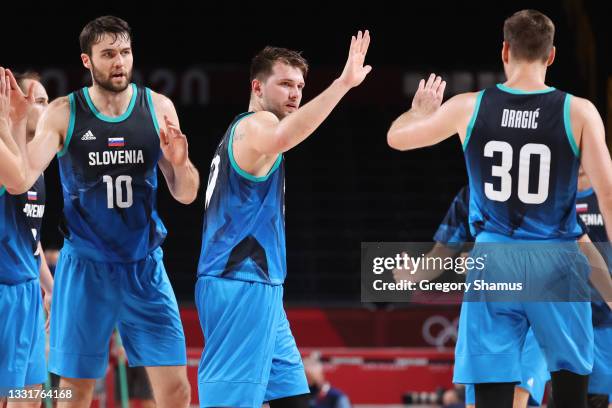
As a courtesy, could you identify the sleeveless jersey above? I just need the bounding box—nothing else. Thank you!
[57,84,166,262]
[198,112,286,284]
[464,84,582,240]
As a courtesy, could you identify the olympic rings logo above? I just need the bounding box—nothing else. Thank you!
[422,315,458,347]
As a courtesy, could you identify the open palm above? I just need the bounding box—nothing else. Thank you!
[338,30,372,88]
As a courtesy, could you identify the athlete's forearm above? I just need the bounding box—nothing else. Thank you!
[0,118,20,154]
[579,235,612,304]
[38,243,54,295]
[168,159,200,204]
[599,195,612,242]
[0,119,28,190]
[274,79,351,152]
[387,110,438,150]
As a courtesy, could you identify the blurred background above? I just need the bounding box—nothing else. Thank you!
[3,1,610,406]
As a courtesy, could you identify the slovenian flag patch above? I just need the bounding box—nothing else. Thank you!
[27,191,37,201]
[108,137,125,147]
[576,203,588,213]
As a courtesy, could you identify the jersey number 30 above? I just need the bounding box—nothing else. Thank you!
[484,141,551,204]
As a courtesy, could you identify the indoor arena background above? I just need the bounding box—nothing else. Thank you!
[3,1,610,406]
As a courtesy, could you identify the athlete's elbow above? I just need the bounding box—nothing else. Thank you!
[387,129,409,151]
[175,188,198,205]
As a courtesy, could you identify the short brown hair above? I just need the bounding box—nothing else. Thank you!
[80,16,131,56]
[14,71,41,93]
[503,9,555,62]
[250,46,309,81]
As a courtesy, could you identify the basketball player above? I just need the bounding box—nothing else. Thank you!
[197,32,371,407]
[387,9,612,408]
[0,67,48,408]
[12,16,199,408]
[14,71,54,333]
[393,185,550,408]
[575,168,612,408]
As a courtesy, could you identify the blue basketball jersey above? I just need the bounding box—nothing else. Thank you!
[433,185,473,247]
[198,112,286,285]
[16,175,45,251]
[57,84,167,262]
[0,186,38,284]
[576,188,612,327]
[464,84,582,240]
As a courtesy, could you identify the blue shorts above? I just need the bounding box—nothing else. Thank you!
[464,329,550,406]
[589,326,612,394]
[48,243,186,379]
[454,239,593,384]
[196,276,308,407]
[0,279,46,393]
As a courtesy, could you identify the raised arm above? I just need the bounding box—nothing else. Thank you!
[0,67,33,190]
[387,74,477,150]
[150,90,199,205]
[236,31,372,162]
[10,96,69,194]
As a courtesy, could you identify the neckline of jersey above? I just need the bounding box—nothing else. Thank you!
[83,83,138,123]
[496,83,556,95]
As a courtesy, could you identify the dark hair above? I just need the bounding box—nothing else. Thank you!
[14,71,41,93]
[503,9,555,62]
[250,46,309,81]
[79,15,131,55]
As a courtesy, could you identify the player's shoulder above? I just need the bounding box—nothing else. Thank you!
[570,95,597,112]
[245,110,279,124]
[568,95,601,123]
[236,110,279,131]
[147,88,175,113]
[446,91,481,110]
[49,95,71,112]
[44,96,71,124]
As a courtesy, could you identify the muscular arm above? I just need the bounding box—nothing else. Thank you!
[239,79,353,155]
[387,83,477,151]
[9,97,68,194]
[576,97,612,240]
[151,91,199,205]
[0,118,28,190]
[38,242,54,295]
[37,242,54,330]
[234,31,371,176]
[0,67,28,190]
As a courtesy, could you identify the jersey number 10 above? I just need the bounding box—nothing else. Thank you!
[103,175,134,209]
[484,141,551,204]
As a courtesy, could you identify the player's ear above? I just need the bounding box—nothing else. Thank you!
[81,53,91,70]
[501,41,510,64]
[251,78,263,98]
[545,46,556,67]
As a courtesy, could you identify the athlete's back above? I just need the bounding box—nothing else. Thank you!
[464,84,582,240]
[57,84,166,261]
[198,112,286,284]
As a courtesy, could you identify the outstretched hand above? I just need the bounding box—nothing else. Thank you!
[411,73,446,116]
[338,30,372,89]
[5,68,34,123]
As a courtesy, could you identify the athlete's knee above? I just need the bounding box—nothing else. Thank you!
[158,378,190,407]
[58,377,96,402]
